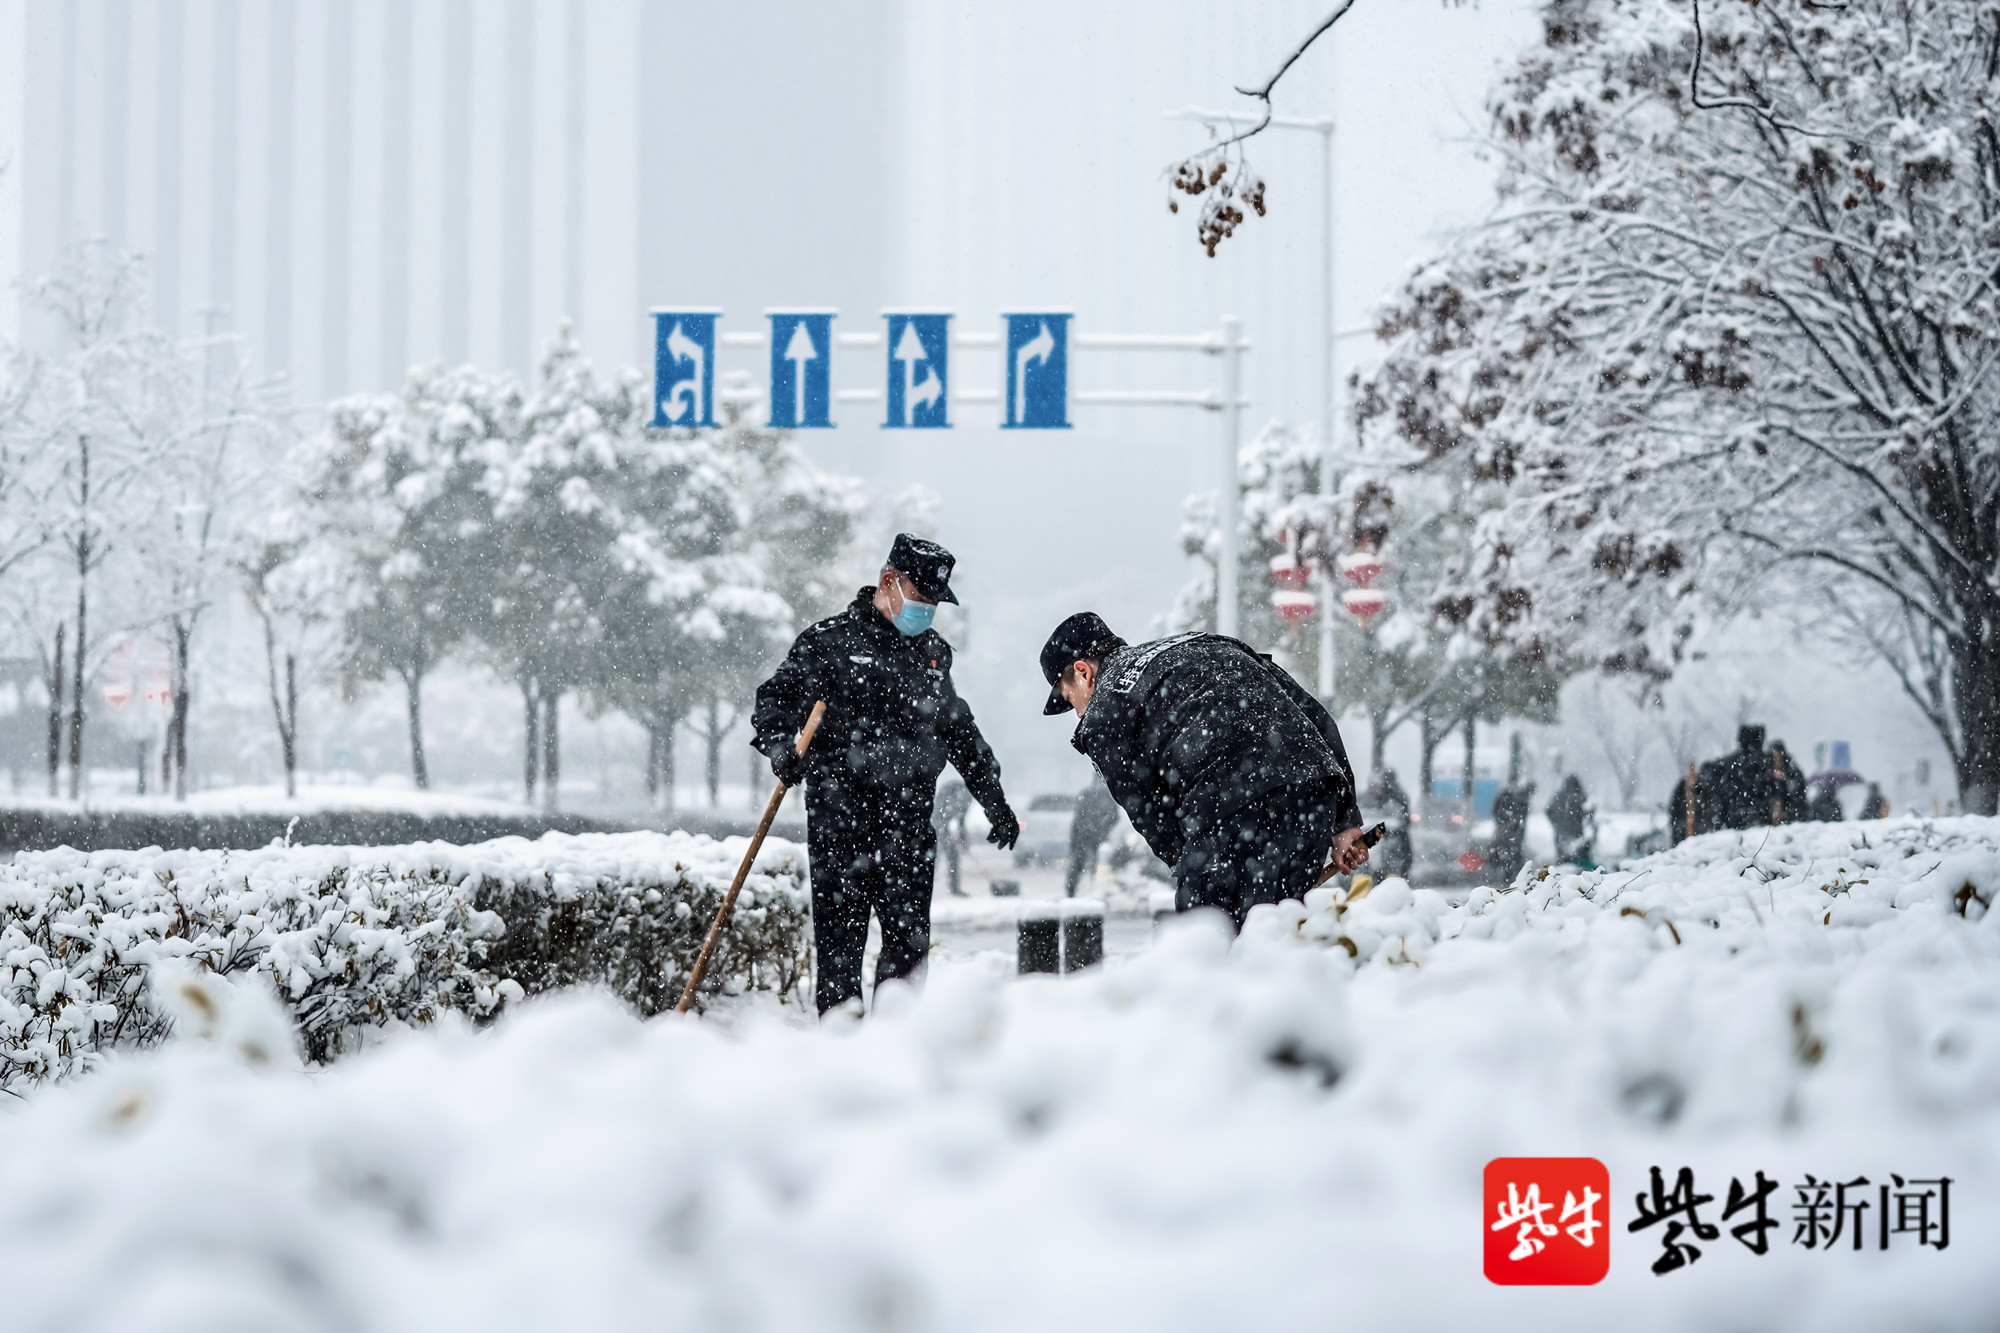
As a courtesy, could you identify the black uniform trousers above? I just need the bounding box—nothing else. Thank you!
[1174,778,1344,930]
[806,776,936,1015]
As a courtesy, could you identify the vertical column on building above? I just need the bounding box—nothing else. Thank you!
[264,0,295,391]
[56,3,79,254]
[441,0,471,366]
[101,0,130,243]
[636,3,671,332]
[321,0,352,398]
[502,0,532,381]
[153,0,185,337]
[205,0,239,388]
[379,0,412,389]
[563,0,586,332]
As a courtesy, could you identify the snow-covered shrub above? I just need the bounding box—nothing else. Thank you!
[470,834,810,1016]
[0,830,807,1090]
[1271,815,2000,980]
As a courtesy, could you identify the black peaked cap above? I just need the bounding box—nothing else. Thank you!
[1039,611,1116,716]
[889,533,958,605]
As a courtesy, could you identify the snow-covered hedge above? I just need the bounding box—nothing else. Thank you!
[1257,816,2000,1147]
[0,831,808,1088]
[1280,814,2000,978]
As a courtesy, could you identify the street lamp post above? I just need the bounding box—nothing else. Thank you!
[1166,108,1338,696]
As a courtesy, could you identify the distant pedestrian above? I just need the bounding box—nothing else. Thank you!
[1667,768,1702,845]
[1365,769,1414,878]
[1703,725,1777,830]
[1489,779,1535,885]
[1769,741,1809,824]
[1547,774,1592,863]
[1038,613,1367,930]
[1805,781,1843,824]
[1063,772,1121,897]
[933,777,972,896]
[1861,783,1890,819]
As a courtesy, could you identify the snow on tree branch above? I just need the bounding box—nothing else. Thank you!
[1165,1,1470,255]
[1359,0,2000,809]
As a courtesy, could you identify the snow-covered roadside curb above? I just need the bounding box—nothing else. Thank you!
[0,830,809,1089]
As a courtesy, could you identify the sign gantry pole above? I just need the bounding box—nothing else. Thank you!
[1317,118,1339,709]
[1217,315,1244,639]
[1164,107,1340,691]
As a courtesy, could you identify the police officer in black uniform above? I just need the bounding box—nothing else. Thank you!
[1037,612,1369,929]
[753,534,1019,1014]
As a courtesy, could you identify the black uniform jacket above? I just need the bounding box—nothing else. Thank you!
[753,588,1005,811]
[1070,632,1361,867]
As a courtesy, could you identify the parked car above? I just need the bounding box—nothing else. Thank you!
[1015,792,1077,867]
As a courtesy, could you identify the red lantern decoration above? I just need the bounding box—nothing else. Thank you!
[1338,551,1384,585]
[1271,588,1317,624]
[1269,554,1311,588]
[1341,588,1387,619]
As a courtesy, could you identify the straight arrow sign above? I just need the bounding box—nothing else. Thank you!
[766,311,834,429]
[786,321,817,424]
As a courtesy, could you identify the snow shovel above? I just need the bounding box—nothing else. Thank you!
[674,699,826,1014]
[1313,822,1387,889]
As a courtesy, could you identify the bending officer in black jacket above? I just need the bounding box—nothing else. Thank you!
[1037,612,1369,929]
[753,534,1019,1015]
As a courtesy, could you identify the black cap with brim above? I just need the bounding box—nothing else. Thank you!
[889,532,959,604]
[1040,611,1115,715]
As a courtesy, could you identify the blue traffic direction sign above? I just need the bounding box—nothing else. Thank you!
[767,311,834,429]
[1004,312,1070,429]
[884,312,950,429]
[650,310,717,429]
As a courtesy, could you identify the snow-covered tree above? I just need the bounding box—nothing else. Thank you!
[132,338,274,800]
[592,401,861,816]
[236,509,347,800]
[8,242,265,799]
[1315,471,1566,784]
[1362,0,2000,811]
[477,326,642,809]
[302,366,511,790]
[1169,423,1564,782]
[295,328,864,812]
[1168,423,1329,656]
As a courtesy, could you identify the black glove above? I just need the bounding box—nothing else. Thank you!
[771,747,808,789]
[985,802,1020,851]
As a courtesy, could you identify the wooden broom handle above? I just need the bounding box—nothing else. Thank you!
[674,700,826,1013]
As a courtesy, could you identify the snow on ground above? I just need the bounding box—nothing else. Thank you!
[3,817,1999,1330]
